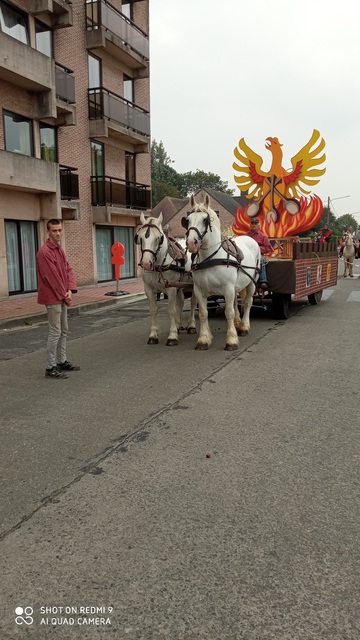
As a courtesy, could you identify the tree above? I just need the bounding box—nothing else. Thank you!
[179,170,234,197]
[151,139,234,206]
[336,214,358,232]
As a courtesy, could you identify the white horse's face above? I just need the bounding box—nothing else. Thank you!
[184,206,219,254]
[135,214,164,271]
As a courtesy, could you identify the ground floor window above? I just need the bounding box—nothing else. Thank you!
[5,220,38,294]
[96,225,135,282]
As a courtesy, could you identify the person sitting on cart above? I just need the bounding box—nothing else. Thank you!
[317,223,332,243]
[246,218,272,290]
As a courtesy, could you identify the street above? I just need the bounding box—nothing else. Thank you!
[1,270,360,639]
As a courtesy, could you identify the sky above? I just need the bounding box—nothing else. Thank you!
[149,0,360,222]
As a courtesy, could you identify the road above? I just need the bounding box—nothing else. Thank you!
[0,269,360,639]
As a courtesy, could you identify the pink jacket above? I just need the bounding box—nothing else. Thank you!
[36,240,77,305]
[246,229,272,255]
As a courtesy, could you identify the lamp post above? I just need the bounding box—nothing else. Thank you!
[326,195,351,225]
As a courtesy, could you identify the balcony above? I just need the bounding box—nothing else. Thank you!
[0,31,54,92]
[91,175,151,210]
[60,165,79,200]
[29,0,73,28]
[55,64,76,125]
[0,150,58,194]
[86,0,149,75]
[60,164,80,220]
[88,87,149,149]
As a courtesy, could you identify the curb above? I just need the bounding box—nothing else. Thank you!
[0,292,146,331]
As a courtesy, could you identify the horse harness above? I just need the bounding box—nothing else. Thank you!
[185,213,260,286]
[136,223,187,278]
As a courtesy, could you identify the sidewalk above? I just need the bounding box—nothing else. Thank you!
[0,278,145,328]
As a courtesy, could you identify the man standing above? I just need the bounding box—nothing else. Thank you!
[246,218,272,289]
[36,219,80,379]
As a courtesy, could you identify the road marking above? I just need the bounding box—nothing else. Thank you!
[322,289,335,300]
[346,291,360,302]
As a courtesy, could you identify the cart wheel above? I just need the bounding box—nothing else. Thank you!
[308,290,323,305]
[272,293,291,319]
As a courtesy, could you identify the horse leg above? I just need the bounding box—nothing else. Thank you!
[344,257,348,277]
[145,284,159,344]
[186,291,197,335]
[166,287,180,346]
[195,286,212,350]
[237,284,254,336]
[223,288,239,351]
[350,258,354,277]
[175,288,185,330]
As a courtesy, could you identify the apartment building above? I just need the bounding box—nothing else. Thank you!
[0,0,151,298]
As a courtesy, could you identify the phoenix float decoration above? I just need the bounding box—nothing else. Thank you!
[232,129,326,238]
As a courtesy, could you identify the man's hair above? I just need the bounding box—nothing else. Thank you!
[47,219,63,230]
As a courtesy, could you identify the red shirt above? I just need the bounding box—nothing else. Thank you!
[36,240,77,305]
[246,229,272,255]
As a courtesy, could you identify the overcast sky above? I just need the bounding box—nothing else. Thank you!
[149,0,360,222]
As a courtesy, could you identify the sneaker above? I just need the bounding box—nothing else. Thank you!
[45,367,68,379]
[57,360,80,371]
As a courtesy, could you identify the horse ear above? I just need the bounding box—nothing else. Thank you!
[140,212,146,225]
[190,195,195,209]
[158,212,163,226]
[181,217,189,230]
[204,194,210,209]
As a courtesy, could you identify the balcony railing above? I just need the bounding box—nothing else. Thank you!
[60,165,79,200]
[91,175,151,210]
[88,87,150,137]
[86,0,149,60]
[55,64,75,104]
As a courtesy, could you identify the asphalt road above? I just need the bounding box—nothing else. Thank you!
[1,271,360,639]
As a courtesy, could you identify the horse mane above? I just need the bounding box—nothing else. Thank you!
[190,196,220,229]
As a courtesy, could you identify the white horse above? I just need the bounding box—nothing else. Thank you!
[343,233,355,277]
[136,212,197,345]
[183,195,261,351]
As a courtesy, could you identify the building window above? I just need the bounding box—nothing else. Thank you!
[40,124,57,162]
[0,1,29,44]
[125,152,135,183]
[3,111,33,156]
[121,1,133,20]
[123,75,134,103]
[35,20,53,57]
[96,226,135,281]
[5,220,38,294]
[88,53,101,88]
[91,140,104,204]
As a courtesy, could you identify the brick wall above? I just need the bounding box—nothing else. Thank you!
[294,256,338,300]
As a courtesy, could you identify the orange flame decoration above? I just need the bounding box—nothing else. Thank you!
[232,195,323,238]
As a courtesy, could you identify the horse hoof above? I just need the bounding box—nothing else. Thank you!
[166,339,178,346]
[195,343,209,351]
[225,343,238,351]
[237,329,248,336]
[147,337,159,345]
[187,327,197,335]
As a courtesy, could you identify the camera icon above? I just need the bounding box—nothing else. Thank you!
[15,606,34,625]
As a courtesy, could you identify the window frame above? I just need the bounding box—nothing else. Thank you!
[3,110,34,157]
[39,122,58,162]
[0,0,29,44]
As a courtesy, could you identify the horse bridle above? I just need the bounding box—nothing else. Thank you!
[182,211,213,246]
[135,223,164,264]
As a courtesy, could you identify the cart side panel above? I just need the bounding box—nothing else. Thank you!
[293,255,338,300]
[267,259,296,294]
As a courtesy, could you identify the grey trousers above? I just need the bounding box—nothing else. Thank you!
[46,303,68,369]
